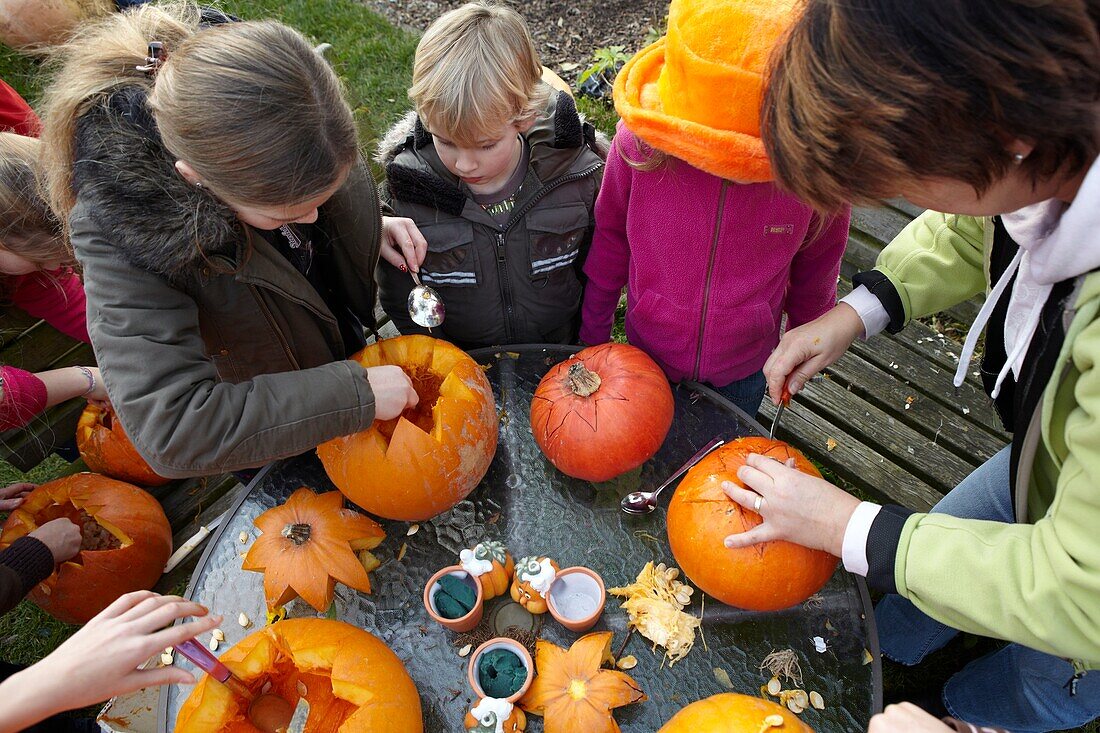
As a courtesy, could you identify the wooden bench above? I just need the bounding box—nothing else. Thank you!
[758,202,1010,511]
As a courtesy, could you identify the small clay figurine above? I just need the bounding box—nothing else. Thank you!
[465,697,527,732]
[510,556,559,614]
[460,540,515,600]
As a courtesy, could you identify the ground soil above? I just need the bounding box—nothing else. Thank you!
[362,0,667,76]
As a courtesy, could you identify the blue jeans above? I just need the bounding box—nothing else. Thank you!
[712,370,767,419]
[876,447,1100,731]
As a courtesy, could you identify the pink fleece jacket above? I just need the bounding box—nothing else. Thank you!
[580,126,850,385]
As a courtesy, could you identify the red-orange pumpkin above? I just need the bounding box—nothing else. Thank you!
[658,693,815,732]
[317,336,498,521]
[77,403,169,487]
[530,343,673,482]
[176,618,423,732]
[0,473,171,623]
[666,438,838,611]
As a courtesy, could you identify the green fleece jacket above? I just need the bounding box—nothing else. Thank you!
[870,211,1100,668]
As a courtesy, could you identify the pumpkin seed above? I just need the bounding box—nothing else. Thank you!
[397,543,408,562]
[616,655,638,670]
[789,690,808,708]
[786,698,805,714]
[809,691,825,709]
[812,636,827,653]
[764,715,784,726]
[713,667,735,689]
[862,648,873,665]
[212,629,224,642]
[164,647,172,654]
[238,612,252,628]
[767,676,782,696]
[261,681,273,695]
[297,680,307,697]
[826,438,838,452]
[160,652,174,666]
[208,638,219,652]
[458,644,472,657]
[238,531,248,544]
[407,524,419,536]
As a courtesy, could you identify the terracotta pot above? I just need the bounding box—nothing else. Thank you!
[424,565,484,633]
[547,566,606,633]
[467,637,534,704]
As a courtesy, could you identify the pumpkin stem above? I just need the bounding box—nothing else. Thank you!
[281,523,312,545]
[566,362,602,397]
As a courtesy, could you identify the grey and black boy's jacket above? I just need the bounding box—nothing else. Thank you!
[375,91,607,349]
[69,86,381,478]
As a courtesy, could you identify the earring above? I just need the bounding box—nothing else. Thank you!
[1012,153,1025,164]
[194,181,204,189]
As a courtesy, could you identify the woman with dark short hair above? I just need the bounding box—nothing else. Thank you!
[730,1,1100,730]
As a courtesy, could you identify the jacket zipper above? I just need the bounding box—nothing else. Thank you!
[693,180,729,381]
[491,161,604,342]
[248,284,301,370]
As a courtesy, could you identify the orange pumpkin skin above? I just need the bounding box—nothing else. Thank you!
[464,699,527,732]
[509,556,559,615]
[658,693,815,732]
[176,618,423,733]
[666,438,838,611]
[77,403,169,487]
[0,473,171,624]
[318,336,498,521]
[531,343,673,482]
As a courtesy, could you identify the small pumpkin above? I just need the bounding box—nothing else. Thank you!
[518,631,646,733]
[176,618,423,732]
[465,697,527,732]
[460,540,514,600]
[242,487,385,612]
[0,473,171,624]
[666,437,838,611]
[76,403,169,487]
[531,343,674,482]
[509,556,559,615]
[318,335,498,521]
[658,693,815,732]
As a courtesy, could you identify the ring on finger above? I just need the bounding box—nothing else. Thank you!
[753,495,763,513]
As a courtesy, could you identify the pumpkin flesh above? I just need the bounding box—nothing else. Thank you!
[176,618,423,733]
[77,403,169,487]
[666,438,838,611]
[0,473,171,624]
[318,336,498,521]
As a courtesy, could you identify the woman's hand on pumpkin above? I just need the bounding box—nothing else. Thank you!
[380,216,428,272]
[0,592,221,730]
[868,703,954,733]
[720,453,860,557]
[0,482,35,511]
[366,365,419,421]
[763,303,863,404]
[29,518,82,564]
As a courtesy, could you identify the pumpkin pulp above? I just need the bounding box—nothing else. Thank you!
[26,501,129,560]
[375,365,443,442]
[247,661,355,733]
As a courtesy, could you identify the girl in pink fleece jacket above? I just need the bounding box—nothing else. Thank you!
[580,0,850,417]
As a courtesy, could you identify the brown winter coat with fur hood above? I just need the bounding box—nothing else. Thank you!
[68,87,381,478]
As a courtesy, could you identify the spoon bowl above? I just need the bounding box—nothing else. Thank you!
[407,271,445,329]
[619,437,725,515]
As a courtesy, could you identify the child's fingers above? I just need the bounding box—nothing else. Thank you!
[96,590,162,621]
[129,600,211,635]
[0,497,24,511]
[147,614,222,651]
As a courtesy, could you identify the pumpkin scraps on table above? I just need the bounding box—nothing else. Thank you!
[518,631,646,733]
[609,561,701,666]
[0,473,172,624]
[242,487,385,612]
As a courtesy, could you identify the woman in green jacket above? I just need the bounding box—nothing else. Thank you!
[737,1,1100,730]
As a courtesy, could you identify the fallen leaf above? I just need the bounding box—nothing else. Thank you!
[826,438,838,452]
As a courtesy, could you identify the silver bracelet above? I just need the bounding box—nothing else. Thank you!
[76,366,96,396]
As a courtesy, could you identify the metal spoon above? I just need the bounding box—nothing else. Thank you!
[621,437,726,515]
[407,270,445,329]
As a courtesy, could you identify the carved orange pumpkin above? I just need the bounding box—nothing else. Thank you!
[461,540,514,600]
[666,438,838,611]
[509,556,559,615]
[318,335,498,521]
[76,403,169,487]
[531,343,674,482]
[176,618,423,732]
[0,473,171,624]
[465,697,527,732]
[242,488,385,612]
[658,693,815,732]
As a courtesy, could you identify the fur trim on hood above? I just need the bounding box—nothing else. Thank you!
[72,85,241,279]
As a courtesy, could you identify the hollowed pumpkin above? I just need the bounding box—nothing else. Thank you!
[318,336,498,521]
[531,343,673,482]
[658,693,815,732]
[666,438,838,611]
[77,403,169,487]
[0,473,171,624]
[242,488,385,612]
[176,618,423,733]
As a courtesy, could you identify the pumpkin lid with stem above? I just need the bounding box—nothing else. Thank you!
[242,487,385,612]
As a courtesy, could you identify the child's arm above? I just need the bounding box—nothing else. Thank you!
[579,133,633,345]
[8,269,89,343]
[784,206,852,329]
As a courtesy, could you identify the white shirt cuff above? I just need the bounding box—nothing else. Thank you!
[840,285,891,339]
[841,501,883,577]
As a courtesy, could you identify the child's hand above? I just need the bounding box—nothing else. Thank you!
[380,216,428,272]
[29,518,82,564]
[365,365,420,421]
[869,703,955,733]
[0,482,35,512]
[763,303,863,403]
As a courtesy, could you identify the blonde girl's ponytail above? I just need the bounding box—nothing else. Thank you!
[40,2,358,221]
[0,133,70,271]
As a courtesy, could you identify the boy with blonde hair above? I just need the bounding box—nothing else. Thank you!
[376,2,606,348]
